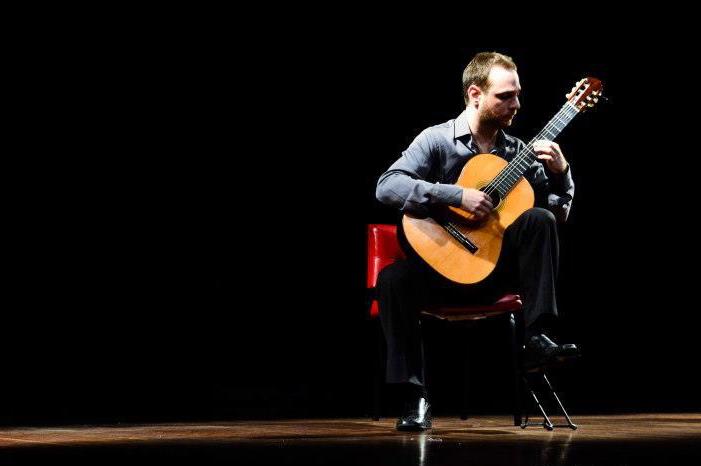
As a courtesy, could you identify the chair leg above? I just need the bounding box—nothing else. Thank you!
[460,333,471,420]
[372,319,384,421]
[508,313,523,427]
[459,316,521,423]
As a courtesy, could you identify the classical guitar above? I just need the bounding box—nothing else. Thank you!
[402,77,603,284]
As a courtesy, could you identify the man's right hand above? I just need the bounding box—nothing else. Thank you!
[460,188,494,219]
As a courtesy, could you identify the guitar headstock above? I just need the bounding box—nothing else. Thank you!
[566,77,603,112]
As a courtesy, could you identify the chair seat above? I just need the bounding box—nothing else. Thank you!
[366,224,522,321]
[370,294,521,320]
[421,294,522,321]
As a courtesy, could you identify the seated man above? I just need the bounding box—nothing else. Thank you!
[375,51,580,431]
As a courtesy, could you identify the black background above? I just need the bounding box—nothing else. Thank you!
[4,17,699,425]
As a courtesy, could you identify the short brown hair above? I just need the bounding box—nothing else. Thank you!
[462,52,517,105]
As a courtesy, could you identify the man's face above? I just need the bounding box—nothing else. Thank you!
[478,66,521,128]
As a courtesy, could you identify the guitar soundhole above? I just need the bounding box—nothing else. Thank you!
[480,187,502,209]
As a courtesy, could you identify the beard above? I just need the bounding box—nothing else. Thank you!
[479,106,515,129]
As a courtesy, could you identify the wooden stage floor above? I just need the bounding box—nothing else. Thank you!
[1,413,700,464]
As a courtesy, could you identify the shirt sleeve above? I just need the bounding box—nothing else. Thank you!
[376,129,462,218]
[528,159,575,223]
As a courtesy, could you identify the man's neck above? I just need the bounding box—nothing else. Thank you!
[466,106,499,153]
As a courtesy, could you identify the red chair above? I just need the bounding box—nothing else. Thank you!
[367,224,523,425]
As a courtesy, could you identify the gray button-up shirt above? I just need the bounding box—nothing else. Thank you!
[376,110,575,222]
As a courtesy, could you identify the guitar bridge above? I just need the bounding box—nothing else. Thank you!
[441,222,478,254]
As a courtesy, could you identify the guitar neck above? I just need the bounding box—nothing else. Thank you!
[492,102,579,195]
[523,101,579,162]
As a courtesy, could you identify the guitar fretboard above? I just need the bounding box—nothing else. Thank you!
[489,102,579,196]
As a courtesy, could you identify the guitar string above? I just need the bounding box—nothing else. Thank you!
[482,102,576,199]
[482,105,572,196]
[483,82,596,197]
[445,102,574,231]
[494,104,574,194]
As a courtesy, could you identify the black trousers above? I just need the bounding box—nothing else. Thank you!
[377,207,560,386]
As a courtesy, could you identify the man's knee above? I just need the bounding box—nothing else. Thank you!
[522,207,556,226]
[377,259,414,287]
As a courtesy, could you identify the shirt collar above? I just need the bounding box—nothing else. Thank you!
[454,109,508,150]
[454,109,471,139]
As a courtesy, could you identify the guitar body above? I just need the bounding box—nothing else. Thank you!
[402,153,535,284]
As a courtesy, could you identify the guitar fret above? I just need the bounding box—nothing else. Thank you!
[494,102,579,193]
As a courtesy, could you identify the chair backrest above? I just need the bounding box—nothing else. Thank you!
[367,224,406,317]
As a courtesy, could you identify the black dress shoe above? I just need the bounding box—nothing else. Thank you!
[396,397,432,431]
[523,334,580,370]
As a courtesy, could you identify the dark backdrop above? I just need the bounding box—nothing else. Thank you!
[4,22,699,425]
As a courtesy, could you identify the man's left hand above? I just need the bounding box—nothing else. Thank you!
[532,140,568,174]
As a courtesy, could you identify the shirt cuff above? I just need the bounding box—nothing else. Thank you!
[431,183,463,207]
[550,164,574,192]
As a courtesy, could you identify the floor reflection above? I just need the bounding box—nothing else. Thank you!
[2,437,700,465]
[2,417,700,465]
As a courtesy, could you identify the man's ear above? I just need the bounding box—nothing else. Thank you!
[467,84,482,107]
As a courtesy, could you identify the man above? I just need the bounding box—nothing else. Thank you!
[375,52,579,431]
